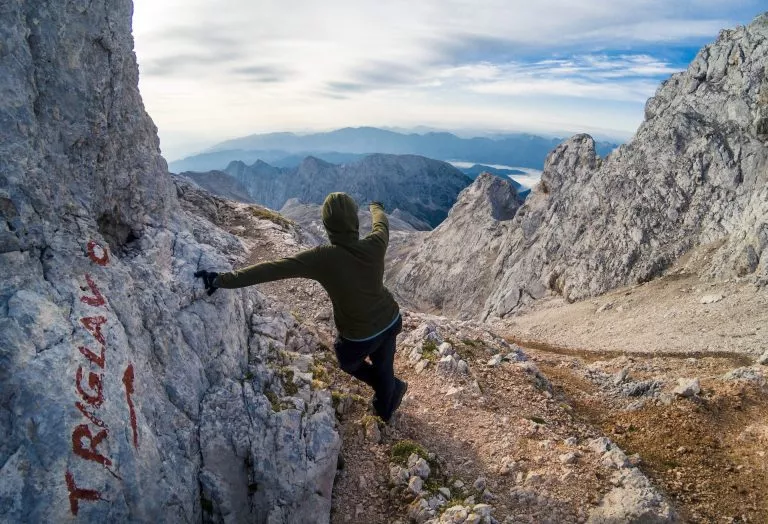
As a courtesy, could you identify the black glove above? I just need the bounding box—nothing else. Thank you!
[370,201,385,210]
[194,270,220,296]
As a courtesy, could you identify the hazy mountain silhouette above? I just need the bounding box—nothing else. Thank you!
[169,127,619,173]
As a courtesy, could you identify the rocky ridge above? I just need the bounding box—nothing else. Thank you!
[219,154,472,227]
[0,3,338,522]
[389,173,524,316]
[391,13,768,319]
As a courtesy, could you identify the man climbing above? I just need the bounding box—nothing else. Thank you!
[195,193,407,422]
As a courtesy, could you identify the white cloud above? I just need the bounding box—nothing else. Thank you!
[131,0,762,159]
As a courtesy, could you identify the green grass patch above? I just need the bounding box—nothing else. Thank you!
[391,440,430,466]
[311,363,328,382]
[279,367,299,396]
[528,416,547,425]
[361,414,384,427]
[421,340,439,362]
[311,379,327,390]
[249,206,293,229]
[331,391,344,409]
[424,477,442,494]
[265,390,281,412]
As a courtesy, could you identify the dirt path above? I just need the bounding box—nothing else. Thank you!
[521,340,768,523]
[327,314,616,523]
[211,206,767,523]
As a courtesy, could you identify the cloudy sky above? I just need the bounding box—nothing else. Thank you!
[132,1,763,160]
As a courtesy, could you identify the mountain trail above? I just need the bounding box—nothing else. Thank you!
[191,180,766,523]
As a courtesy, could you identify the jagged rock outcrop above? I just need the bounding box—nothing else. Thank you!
[220,154,472,227]
[392,13,768,319]
[0,2,338,522]
[390,173,524,316]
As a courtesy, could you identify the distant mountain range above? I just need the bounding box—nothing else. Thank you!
[168,127,620,173]
[180,154,475,227]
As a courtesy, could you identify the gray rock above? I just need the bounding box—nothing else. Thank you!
[699,294,724,304]
[473,503,493,517]
[589,437,614,454]
[445,386,463,398]
[443,506,469,523]
[457,360,470,374]
[365,417,382,443]
[601,448,630,469]
[438,342,455,356]
[415,359,430,374]
[621,379,661,397]
[408,498,433,523]
[437,355,459,374]
[409,454,431,479]
[408,475,424,495]
[389,173,525,315]
[0,3,340,522]
[487,354,503,367]
[613,368,630,385]
[722,367,766,386]
[758,351,768,365]
[439,487,451,499]
[465,513,482,524]
[473,476,487,491]
[390,465,411,485]
[559,452,578,465]
[391,14,768,319]
[673,378,701,397]
[588,469,678,523]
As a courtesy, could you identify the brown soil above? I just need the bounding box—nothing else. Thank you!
[527,343,768,524]
[212,200,768,523]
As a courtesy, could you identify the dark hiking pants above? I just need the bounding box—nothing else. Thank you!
[334,315,403,417]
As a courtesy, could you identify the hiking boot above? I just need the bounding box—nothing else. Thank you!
[382,379,407,423]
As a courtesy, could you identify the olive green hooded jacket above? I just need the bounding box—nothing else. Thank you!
[215,193,400,340]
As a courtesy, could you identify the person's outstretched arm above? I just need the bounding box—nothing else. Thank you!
[365,201,389,248]
[215,248,320,289]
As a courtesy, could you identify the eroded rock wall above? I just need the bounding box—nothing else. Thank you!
[0,1,338,522]
[391,13,768,319]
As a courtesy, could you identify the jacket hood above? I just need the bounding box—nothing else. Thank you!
[322,192,359,245]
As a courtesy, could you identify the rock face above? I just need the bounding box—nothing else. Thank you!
[0,2,338,522]
[222,154,472,227]
[389,173,525,316]
[392,14,768,319]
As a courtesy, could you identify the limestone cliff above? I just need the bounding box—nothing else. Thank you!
[392,13,768,319]
[0,2,338,522]
[389,173,524,317]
